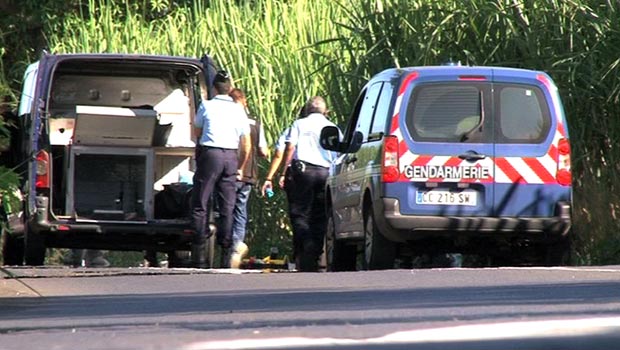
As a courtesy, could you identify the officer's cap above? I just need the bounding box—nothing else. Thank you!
[214,70,230,83]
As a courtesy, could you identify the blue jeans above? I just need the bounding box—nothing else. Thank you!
[232,181,253,246]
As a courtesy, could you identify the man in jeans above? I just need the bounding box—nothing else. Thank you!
[229,88,268,268]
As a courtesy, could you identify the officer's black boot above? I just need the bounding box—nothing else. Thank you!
[298,240,319,272]
[191,242,208,268]
[220,246,232,268]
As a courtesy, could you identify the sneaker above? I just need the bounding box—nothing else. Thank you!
[230,242,249,269]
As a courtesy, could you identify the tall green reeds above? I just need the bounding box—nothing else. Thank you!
[46,0,352,256]
[41,0,620,263]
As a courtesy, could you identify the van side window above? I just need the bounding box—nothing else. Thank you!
[354,82,383,142]
[497,85,550,143]
[406,84,487,143]
[342,88,367,143]
[370,82,394,137]
[19,66,38,117]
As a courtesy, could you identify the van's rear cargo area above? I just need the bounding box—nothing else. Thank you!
[15,54,210,265]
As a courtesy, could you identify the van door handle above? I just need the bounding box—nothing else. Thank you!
[345,156,358,164]
[458,151,486,161]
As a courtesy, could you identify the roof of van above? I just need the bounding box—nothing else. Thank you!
[33,52,202,67]
[372,65,549,81]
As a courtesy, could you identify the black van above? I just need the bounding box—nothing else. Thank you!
[4,53,216,266]
[320,65,573,270]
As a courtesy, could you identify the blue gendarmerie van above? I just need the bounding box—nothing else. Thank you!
[320,65,572,270]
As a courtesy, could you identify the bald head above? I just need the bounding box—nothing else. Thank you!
[305,96,327,115]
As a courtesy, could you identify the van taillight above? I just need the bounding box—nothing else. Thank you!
[35,150,50,189]
[382,136,400,183]
[556,138,571,186]
[458,75,487,81]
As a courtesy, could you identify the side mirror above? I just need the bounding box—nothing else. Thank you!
[320,126,363,154]
[319,125,343,152]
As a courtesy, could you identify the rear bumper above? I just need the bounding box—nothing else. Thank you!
[377,198,571,243]
[30,220,196,252]
[30,196,196,252]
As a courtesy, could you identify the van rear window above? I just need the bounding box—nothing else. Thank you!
[405,82,550,144]
[406,84,488,143]
[496,85,550,143]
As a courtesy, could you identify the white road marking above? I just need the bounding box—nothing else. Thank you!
[183,316,620,349]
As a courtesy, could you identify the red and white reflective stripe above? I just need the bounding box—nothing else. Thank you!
[400,154,560,184]
[391,72,418,157]
[494,156,556,184]
[399,127,565,184]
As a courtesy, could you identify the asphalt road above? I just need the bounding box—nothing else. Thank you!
[1,265,620,350]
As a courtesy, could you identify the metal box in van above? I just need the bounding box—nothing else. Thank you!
[320,65,572,270]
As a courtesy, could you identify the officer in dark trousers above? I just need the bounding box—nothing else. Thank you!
[282,96,337,272]
[191,71,251,268]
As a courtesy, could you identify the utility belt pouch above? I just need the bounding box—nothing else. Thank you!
[292,159,306,173]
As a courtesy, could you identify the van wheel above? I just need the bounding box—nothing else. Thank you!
[24,222,46,266]
[2,230,24,265]
[325,214,356,271]
[363,209,396,270]
[167,251,191,268]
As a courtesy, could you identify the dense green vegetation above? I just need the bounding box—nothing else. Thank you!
[1,0,620,265]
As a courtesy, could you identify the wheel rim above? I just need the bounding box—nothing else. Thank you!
[364,213,373,269]
[325,216,335,270]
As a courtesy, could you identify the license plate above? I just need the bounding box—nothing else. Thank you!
[416,189,477,206]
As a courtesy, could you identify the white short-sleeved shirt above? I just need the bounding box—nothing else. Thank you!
[194,95,250,149]
[249,118,268,149]
[286,113,337,168]
[275,127,290,153]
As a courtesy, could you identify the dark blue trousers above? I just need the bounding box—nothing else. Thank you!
[191,146,238,249]
[285,162,329,264]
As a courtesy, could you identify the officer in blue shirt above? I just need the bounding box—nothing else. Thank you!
[261,126,291,196]
[261,105,305,196]
[282,96,337,272]
[191,71,251,268]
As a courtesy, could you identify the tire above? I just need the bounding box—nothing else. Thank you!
[167,250,191,268]
[1,198,25,266]
[24,221,46,266]
[325,214,356,272]
[2,230,24,266]
[363,208,396,270]
[544,237,571,266]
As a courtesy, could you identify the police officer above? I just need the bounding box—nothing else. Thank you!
[261,105,305,196]
[282,96,337,272]
[261,126,290,196]
[191,71,251,268]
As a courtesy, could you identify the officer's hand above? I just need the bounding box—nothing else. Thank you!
[278,175,285,189]
[236,169,244,181]
[261,181,272,197]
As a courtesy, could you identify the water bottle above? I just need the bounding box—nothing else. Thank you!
[265,187,274,199]
[269,247,279,259]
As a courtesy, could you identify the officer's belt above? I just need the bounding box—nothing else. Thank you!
[295,159,328,169]
[200,145,236,151]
